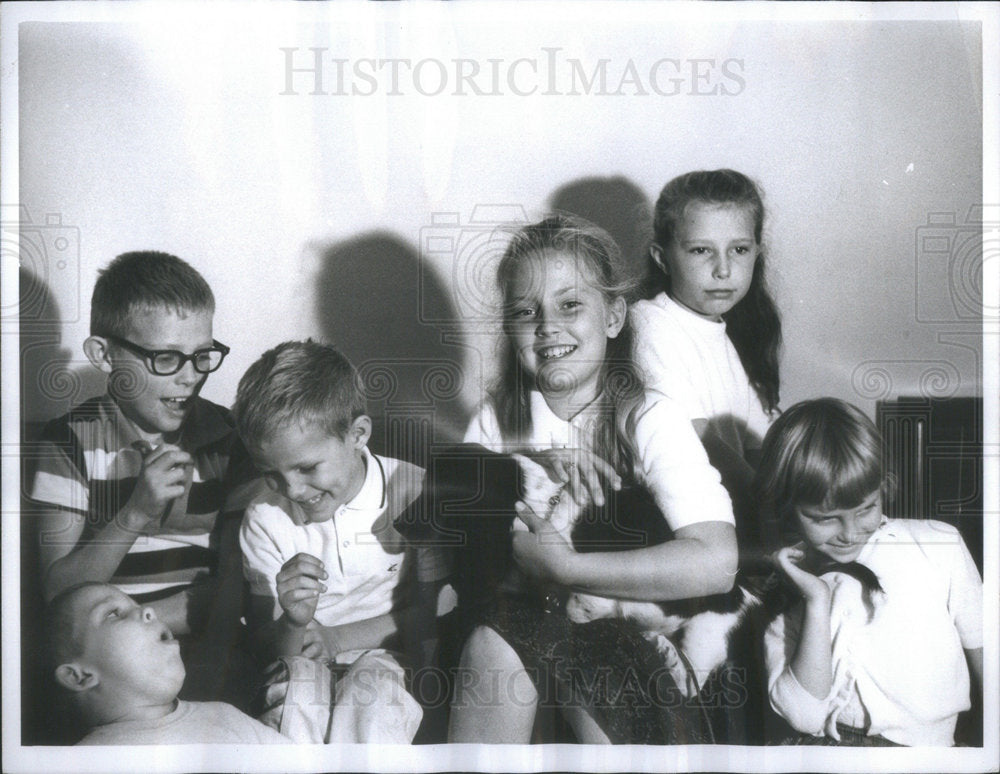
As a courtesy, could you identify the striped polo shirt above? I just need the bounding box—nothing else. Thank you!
[30,394,258,602]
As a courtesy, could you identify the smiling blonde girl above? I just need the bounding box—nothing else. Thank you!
[449,215,737,744]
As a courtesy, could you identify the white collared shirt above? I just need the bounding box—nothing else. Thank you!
[765,517,983,746]
[240,447,424,627]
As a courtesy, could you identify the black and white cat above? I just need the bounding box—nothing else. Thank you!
[517,455,762,698]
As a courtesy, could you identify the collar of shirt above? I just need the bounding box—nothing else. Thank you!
[339,446,387,514]
[528,390,600,451]
[655,291,728,339]
[855,514,892,564]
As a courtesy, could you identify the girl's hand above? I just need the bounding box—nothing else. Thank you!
[511,501,576,584]
[773,544,830,603]
[527,448,621,507]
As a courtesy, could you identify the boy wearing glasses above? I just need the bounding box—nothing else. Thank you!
[31,251,253,646]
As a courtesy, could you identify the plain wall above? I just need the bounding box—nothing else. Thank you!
[16,12,984,440]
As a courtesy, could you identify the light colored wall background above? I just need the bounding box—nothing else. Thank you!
[17,11,984,440]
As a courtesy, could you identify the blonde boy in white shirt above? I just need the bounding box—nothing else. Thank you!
[233,340,441,743]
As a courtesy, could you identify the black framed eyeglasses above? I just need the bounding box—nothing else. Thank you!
[106,334,230,376]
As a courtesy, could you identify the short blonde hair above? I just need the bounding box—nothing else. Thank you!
[233,340,367,449]
[756,398,883,539]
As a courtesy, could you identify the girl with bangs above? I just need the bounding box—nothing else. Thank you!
[756,398,982,747]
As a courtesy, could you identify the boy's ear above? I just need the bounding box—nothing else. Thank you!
[605,296,627,339]
[54,662,99,693]
[349,415,372,450]
[83,336,114,374]
[649,243,667,274]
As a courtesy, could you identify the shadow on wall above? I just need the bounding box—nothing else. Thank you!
[548,176,653,290]
[20,266,105,745]
[313,232,469,465]
[20,266,105,438]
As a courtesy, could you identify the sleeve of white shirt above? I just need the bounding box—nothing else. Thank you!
[630,303,707,423]
[939,522,984,650]
[239,501,287,621]
[764,606,831,736]
[632,395,734,531]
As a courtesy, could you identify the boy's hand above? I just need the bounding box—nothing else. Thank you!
[300,627,328,659]
[125,444,192,531]
[773,544,831,604]
[527,448,621,507]
[276,553,327,628]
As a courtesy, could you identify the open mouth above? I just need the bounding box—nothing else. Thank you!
[162,397,190,411]
[299,493,324,506]
[536,344,577,360]
[159,627,175,643]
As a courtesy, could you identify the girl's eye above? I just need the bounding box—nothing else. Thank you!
[561,300,581,311]
[733,246,750,255]
[298,465,317,474]
[107,609,120,619]
[513,307,535,318]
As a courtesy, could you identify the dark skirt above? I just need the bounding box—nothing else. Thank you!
[475,592,715,745]
[782,724,904,746]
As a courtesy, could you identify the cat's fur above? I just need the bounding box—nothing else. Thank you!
[518,455,762,697]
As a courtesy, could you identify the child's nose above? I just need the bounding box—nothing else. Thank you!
[174,359,200,385]
[838,518,859,543]
[286,476,308,500]
[713,255,732,279]
[534,311,558,336]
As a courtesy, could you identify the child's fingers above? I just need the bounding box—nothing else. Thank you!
[771,547,795,576]
[774,548,818,591]
[161,463,191,486]
[277,566,328,590]
[161,481,188,500]
[573,452,621,506]
[147,447,192,470]
[774,546,803,571]
[281,553,328,578]
[550,455,572,484]
[281,588,324,605]
[140,443,173,465]
[566,462,589,506]
[577,462,605,507]
[514,500,545,532]
[277,570,327,591]
[588,454,622,491]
